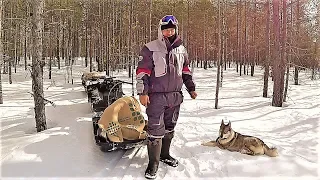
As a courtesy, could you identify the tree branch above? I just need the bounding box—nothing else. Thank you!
[28,92,56,107]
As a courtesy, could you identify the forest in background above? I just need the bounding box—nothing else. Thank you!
[1,0,319,71]
[0,0,319,132]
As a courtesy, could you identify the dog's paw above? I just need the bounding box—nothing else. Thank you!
[240,149,247,154]
[201,141,217,147]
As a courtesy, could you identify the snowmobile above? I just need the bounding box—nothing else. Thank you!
[86,76,124,112]
[82,72,146,152]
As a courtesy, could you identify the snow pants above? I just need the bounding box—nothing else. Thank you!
[146,92,183,138]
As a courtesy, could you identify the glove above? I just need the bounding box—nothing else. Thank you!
[139,95,150,107]
[189,91,197,99]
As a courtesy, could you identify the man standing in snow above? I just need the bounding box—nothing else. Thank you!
[136,15,197,179]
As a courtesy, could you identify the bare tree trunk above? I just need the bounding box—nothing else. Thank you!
[49,30,52,79]
[263,0,271,98]
[294,0,300,85]
[98,1,103,72]
[8,57,12,84]
[24,3,28,70]
[251,0,257,76]
[239,0,243,76]
[294,66,299,84]
[243,0,248,75]
[2,29,6,74]
[149,0,152,42]
[67,19,73,83]
[282,0,293,102]
[317,2,320,79]
[131,0,137,85]
[105,0,110,76]
[215,0,221,109]
[14,25,17,73]
[83,1,88,68]
[272,0,285,107]
[187,0,190,54]
[85,20,88,67]
[203,13,207,70]
[100,2,104,72]
[0,64,2,104]
[89,25,93,72]
[57,24,60,69]
[71,23,78,84]
[31,0,46,132]
[223,0,227,72]
[101,1,106,72]
[220,1,226,86]
[118,3,122,70]
[0,0,3,104]
[111,0,115,73]
[67,19,72,69]
[128,0,133,78]
[284,65,289,102]
[62,21,66,66]
[313,41,318,80]
[71,32,75,84]
[18,24,21,66]
[236,0,240,73]
[8,3,12,84]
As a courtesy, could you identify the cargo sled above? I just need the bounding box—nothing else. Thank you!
[82,72,146,152]
[92,112,146,152]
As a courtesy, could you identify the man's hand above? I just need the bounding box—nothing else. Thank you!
[139,95,150,107]
[190,91,197,99]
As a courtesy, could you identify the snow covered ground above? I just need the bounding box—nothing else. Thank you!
[0,61,319,180]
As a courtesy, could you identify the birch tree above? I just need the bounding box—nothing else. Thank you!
[31,0,47,132]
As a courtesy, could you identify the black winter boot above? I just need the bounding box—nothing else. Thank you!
[160,131,178,167]
[145,137,162,179]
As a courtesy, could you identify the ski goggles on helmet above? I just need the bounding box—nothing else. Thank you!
[160,15,178,25]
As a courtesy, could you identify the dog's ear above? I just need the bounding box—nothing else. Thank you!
[221,119,224,125]
[227,120,231,127]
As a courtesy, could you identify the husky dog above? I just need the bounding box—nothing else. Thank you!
[202,120,278,157]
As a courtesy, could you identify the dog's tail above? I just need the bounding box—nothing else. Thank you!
[263,144,278,157]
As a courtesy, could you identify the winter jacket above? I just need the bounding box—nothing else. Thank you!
[136,25,195,95]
